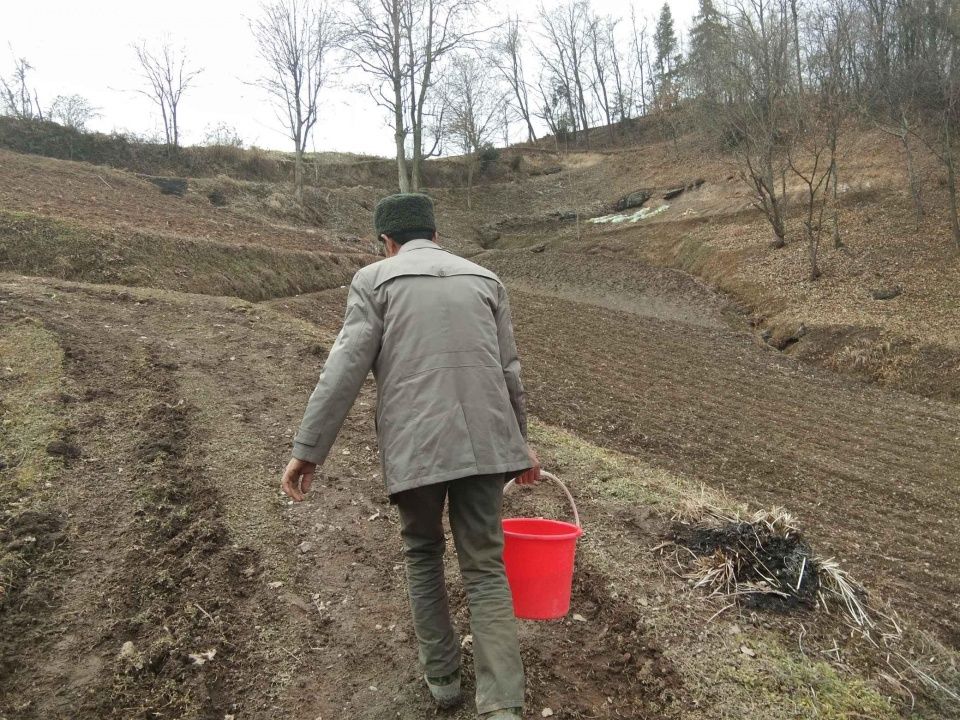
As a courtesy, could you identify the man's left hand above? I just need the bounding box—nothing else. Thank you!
[515,446,541,485]
[281,458,317,502]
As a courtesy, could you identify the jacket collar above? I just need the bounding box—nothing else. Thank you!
[398,238,444,254]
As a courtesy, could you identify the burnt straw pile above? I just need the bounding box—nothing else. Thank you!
[666,502,871,627]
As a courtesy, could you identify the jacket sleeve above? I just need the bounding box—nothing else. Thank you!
[292,272,382,464]
[494,283,529,441]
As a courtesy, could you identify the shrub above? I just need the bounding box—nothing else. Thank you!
[478,143,499,175]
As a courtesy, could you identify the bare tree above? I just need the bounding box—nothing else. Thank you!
[537,0,593,146]
[787,99,834,280]
[807,0,850,249]
[629,7,649,116]
[252,0,338,201]
[133,40,202,148]
[445,54,506,208]
[896,0,960,250]
[877,108,925,226]
[343,0,410,191]
[536,13,579,144]
[48,94,99,131]
[534,78,575,146]
[716,0,795,248]
[492,15,537,143]
[789,0,803,95]
[605,17,632,127]
[345,0,480,191]
[587,12,617,141]
[401,0,483,190]
[0,54,40,120]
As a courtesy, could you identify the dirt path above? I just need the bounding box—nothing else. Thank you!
[0,276,679,719]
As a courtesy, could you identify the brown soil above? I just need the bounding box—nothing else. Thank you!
[0,277,685,719]
[503,286,960,646]
[0,150,366,254]
[3,125,960,718]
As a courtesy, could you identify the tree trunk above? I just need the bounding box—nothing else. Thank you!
[770,226,786,248]
[770,194,786,248]
[395,124,409,192]
[161,104,171,146]
[828,126,842,249]
[767,158,787,247]
[466,157,475,210]
[900,127,923,227]
[294,148,305,203]
[525,115,537,143]
[831,159,842,248]
[411,135,422,191]
[790,0,803,95]
[807,221,821,280]
[638,45,647,116]
[392,67,409,192]
[391,0,409,193]
[945,123,960,251]
[409,121,422,191]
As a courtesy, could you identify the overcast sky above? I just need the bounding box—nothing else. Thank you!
[2,0,698,156]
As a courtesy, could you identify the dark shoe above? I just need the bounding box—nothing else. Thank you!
[425,669,462,708]
[480,709,523,719]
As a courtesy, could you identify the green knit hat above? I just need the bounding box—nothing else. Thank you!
[374,193,436,239]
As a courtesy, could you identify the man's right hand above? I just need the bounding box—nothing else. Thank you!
[515,446,541,485]
[281,457,317,502]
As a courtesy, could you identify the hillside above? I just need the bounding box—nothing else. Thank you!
[1,124,959,719]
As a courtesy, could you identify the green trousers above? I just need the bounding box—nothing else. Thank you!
[394,473,525,715]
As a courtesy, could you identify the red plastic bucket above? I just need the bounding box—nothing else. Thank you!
[502,472,583,620]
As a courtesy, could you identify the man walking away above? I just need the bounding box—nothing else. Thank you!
[281,193,539,719]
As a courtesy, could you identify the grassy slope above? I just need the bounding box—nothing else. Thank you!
[457,127,960,402]
[0,209,365,301]
[0,320,68,609]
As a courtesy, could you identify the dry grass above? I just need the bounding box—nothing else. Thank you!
[0,320,66,495]
[0,320,68,604]
[671,498,869,625]
[667,499,960,715]
[815,556,873,628]
[0,209,368,300]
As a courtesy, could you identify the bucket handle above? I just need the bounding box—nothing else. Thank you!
[504,471,581,529]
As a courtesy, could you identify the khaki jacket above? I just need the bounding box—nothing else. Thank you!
[292,239,531,495]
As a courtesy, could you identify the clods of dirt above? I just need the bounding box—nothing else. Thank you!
[871,285,903,300]
[764,322,808,351]
[45,439,81,459]
[2,510,65,553]
[207,189,229,207]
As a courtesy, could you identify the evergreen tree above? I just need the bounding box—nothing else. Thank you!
[687,0,727,102]
[653,2,677,79]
